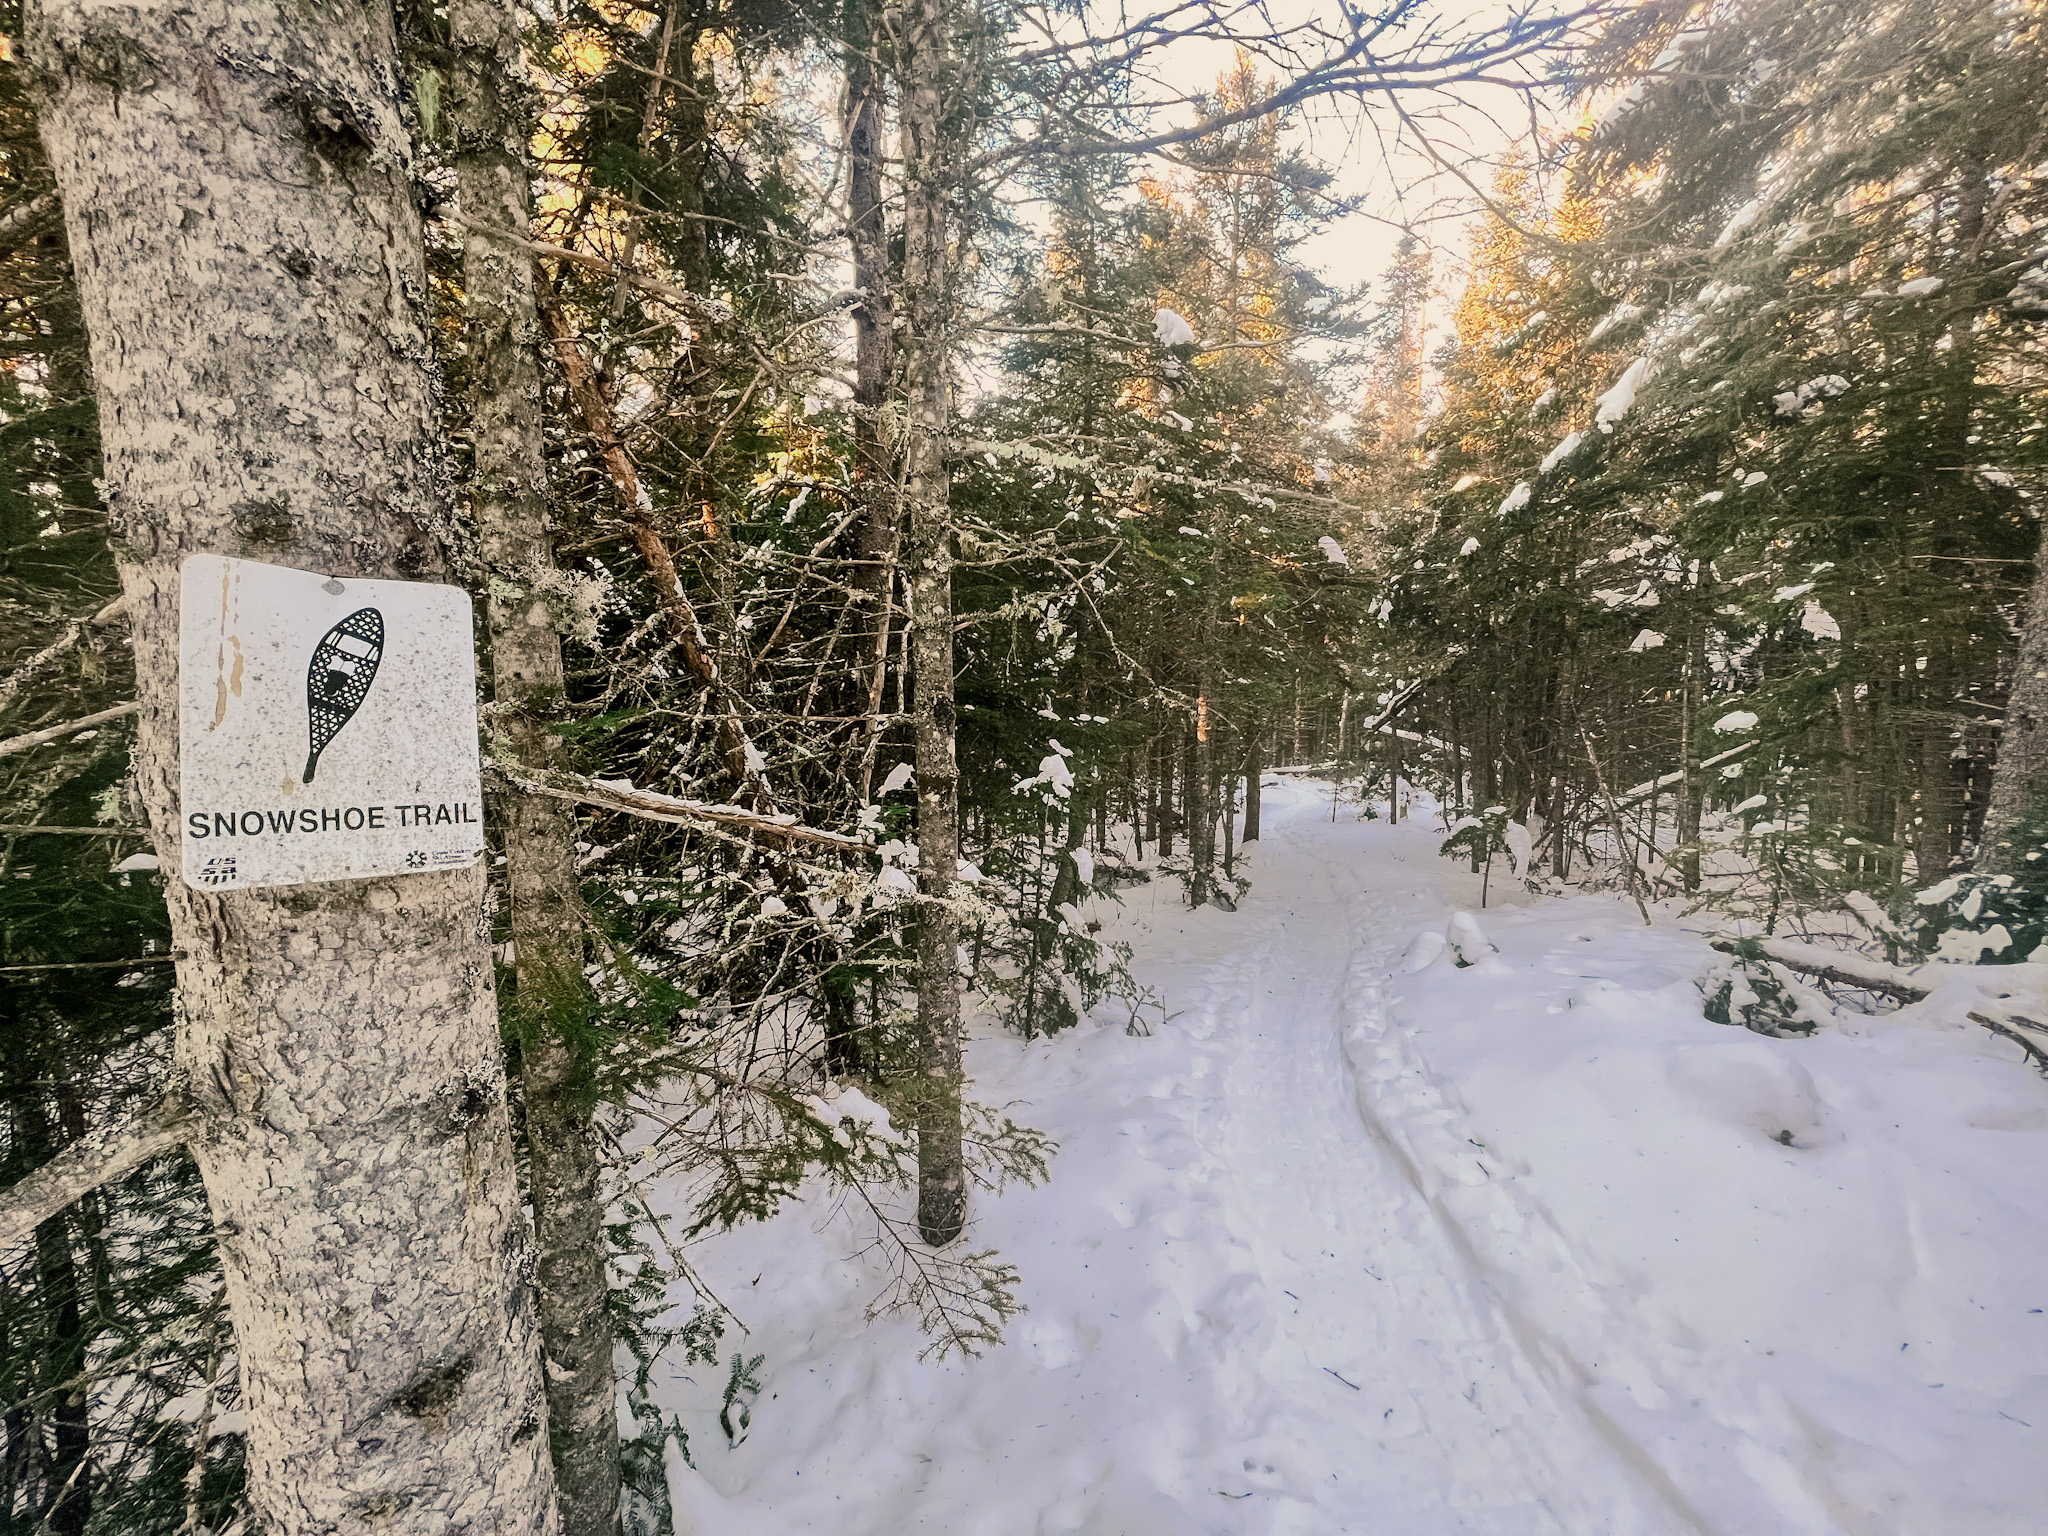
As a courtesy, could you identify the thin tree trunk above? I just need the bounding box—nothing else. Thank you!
[1189,687,1213,905]
[27,4,559,1530]
[1243,726,1262,843]
[1388,725,1403,825]
[1128,752,1145,859]
[1151,732,1171,856]
[1220,729,1237,875]
[894,0,966,1247]
[16,1092,89,1536]
[452,5,620,1532]
[1981,511,2048,872]
[845,0,900,802]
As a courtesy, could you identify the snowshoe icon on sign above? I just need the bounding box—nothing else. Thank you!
[302,607,384,784]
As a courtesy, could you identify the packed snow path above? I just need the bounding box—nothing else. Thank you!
[658,779,2048,1535]
[1085,801,1698,1533]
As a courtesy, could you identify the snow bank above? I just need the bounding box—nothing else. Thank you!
[645,779,2048,1535]
[1371,888,2048,1535]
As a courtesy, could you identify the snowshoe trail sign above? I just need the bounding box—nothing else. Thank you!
[178,554,485,891]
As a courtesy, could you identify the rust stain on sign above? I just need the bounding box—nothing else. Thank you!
[209,565,244,729]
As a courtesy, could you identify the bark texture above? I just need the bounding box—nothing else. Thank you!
[1980,514,2048,873]
[1242,727,1261,843]
[893,0,966,1247]
[25,3,559,1530]
[451,4,621,1532]
[845,0,900,801]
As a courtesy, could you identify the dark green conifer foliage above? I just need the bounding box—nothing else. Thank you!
[0,28,241,1529]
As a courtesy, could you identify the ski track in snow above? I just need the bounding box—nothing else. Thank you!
[659,778,2048,1535]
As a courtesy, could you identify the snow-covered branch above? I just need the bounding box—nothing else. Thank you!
[1614,741,1756,809]
[1711,937,1927,1003]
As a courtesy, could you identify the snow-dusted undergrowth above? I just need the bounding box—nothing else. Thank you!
[647,779,2048,1534]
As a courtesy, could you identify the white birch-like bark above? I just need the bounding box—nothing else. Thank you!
[24,2,560,1530]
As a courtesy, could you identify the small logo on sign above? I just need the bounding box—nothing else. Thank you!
[303,607,384,784]
[198,856,238,887]
[405,850,428,869]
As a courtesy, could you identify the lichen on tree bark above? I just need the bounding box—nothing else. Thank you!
[24,0,560,1529]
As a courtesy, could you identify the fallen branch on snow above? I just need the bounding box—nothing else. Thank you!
[1711,936,1929,1003]
[1716,938,2048,1072]
[1968,1013,2048,1074]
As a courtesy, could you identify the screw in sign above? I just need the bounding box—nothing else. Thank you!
[178,554,486,891]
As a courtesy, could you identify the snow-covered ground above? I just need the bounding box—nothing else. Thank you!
[649,778,2048,1534]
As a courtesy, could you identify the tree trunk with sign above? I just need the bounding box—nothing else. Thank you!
[451,2,622,1532]
[23,2,560,1531]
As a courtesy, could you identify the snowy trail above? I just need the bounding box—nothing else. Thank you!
[1141,791,1695,1534]
[657,778,2048,1535]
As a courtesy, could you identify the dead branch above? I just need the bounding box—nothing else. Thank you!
[493,759,868,852]
[0,823,149,836]
[1710,936,1929,1002]
[535,302,778,809]
[1968,1013,2048,1074]
[0,1091,199,1255]
[0,594,128,714]
[0,700,138,759]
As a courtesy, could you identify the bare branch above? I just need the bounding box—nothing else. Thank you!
[0,700,138,759]
[0,823,149,836]
[1968,1013,2048,1074]
[0,594,128,715]
[0,1091,199,1255]
[492,759,869,851]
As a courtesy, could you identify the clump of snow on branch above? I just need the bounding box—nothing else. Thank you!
[1317,536,1349,565]
[1595,359,1651,428]
[1801,602,1841,640]
[1539,432,1583,473]
[1713,199,1763,249]
[1585,305,1642,344]
[1774,374,1850,416]
[1153,308,1195,346]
